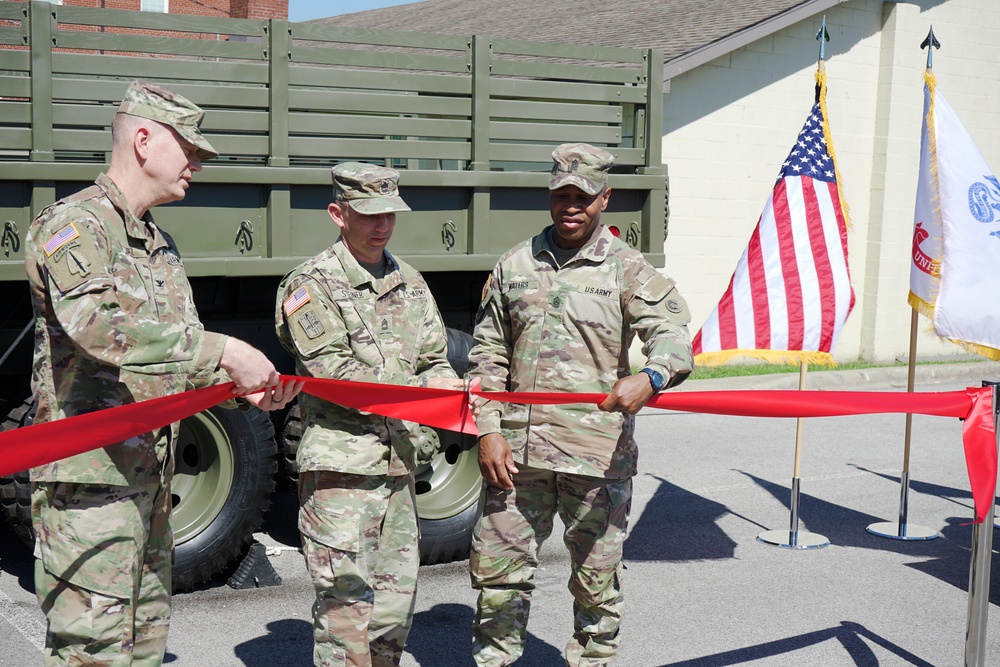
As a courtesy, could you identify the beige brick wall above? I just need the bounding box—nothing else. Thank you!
[662,0,1000,363]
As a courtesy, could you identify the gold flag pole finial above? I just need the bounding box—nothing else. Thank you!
[921,26,941,70]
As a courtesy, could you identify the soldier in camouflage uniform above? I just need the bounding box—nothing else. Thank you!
[467,143,694,666]
[275,163,465,667]
[24,80,298,667]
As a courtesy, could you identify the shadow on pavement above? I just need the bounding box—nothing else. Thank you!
[848,464,976,514]
[233,618,313,666]
[905,516,1000,605]
[405,603,563,666]
[657,620,934,666]
[625,475,739,562]
[736,471,960,557]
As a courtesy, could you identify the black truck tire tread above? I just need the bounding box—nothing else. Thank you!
[0,399,36,549]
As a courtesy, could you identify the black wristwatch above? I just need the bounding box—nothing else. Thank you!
[639,367,665,393]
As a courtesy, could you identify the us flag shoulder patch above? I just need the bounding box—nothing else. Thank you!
[283,286,311,316]
[43,224,80,256]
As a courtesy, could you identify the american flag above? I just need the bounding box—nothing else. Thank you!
[693,75,855,365]
[43,223,80,256]
[282,286,311,316]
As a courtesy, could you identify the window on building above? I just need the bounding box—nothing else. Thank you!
[141,0,168,12]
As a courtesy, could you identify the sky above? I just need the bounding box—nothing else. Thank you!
[289,1,423,22]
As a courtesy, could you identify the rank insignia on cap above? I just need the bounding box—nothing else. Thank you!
[380,180,391,194]
[283,286,311,316]
[43,223,80,256]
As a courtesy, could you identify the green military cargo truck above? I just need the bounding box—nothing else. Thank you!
[0,1,666,589]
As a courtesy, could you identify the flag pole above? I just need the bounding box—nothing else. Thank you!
[758,361,829,549]
[758,19,833,551]
[964,381,999,667]
[867,309,938,540]
[868,27,941,542]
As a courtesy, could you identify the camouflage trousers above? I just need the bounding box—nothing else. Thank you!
[31,480,173,667]
[298,470,420,667]
[469,467,632,667]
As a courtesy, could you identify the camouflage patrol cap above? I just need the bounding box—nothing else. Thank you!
[117,79,219,160]
[332,162,411,214]
[548,143,615,195]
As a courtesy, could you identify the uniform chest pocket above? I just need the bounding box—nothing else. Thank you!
[110,248,155,314]
[335,298,385,368]
[502,279,543,338]
[383,294,428,370]
[564,284,623,353]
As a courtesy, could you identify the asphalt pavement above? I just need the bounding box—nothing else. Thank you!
[2,360,1000,666]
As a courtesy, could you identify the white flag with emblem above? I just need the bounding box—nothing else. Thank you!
[910,72,1000,360]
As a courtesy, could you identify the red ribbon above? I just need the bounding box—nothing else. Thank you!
[0,377,995,523]
[0,383,234,478]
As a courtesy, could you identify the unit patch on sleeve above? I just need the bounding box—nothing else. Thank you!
[45,226,101,294]
[289,302,337,357]
[297,309,326,339]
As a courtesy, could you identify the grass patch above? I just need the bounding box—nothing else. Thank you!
[689,358,976,381]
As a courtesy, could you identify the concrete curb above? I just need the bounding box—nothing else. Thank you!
[676,360,1000,392]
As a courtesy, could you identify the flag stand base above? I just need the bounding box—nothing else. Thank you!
[866,471,939,540]
[757,528,829,549]
[866,521,937,541]
[757,477,829,549]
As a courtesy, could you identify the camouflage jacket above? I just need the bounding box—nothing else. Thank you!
[469,224,694,479]
[24,174,229,485]
[275,239,456,477]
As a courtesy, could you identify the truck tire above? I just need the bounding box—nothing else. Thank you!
[278,327,483,565]
[0,399,278,592]
[171,405,277,591]
[0,399,35,549]
[413,431,481,564]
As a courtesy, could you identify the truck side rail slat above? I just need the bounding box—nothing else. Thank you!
[490,78,647,104]
[0,27,25,44]
[53,33,264,60]
[489,122,621,145]
[491,99,623,124]
[51,53,268,84]
[287,137,472,162]
[288,114,470,139]
[0,73,29,98]
[291,24,470,52]
[291,45,467,74]
[0,3,25,20]
[490,60,642,85]
[0,129,31,151]
[288,89,470,117]
[287,65,471,96]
